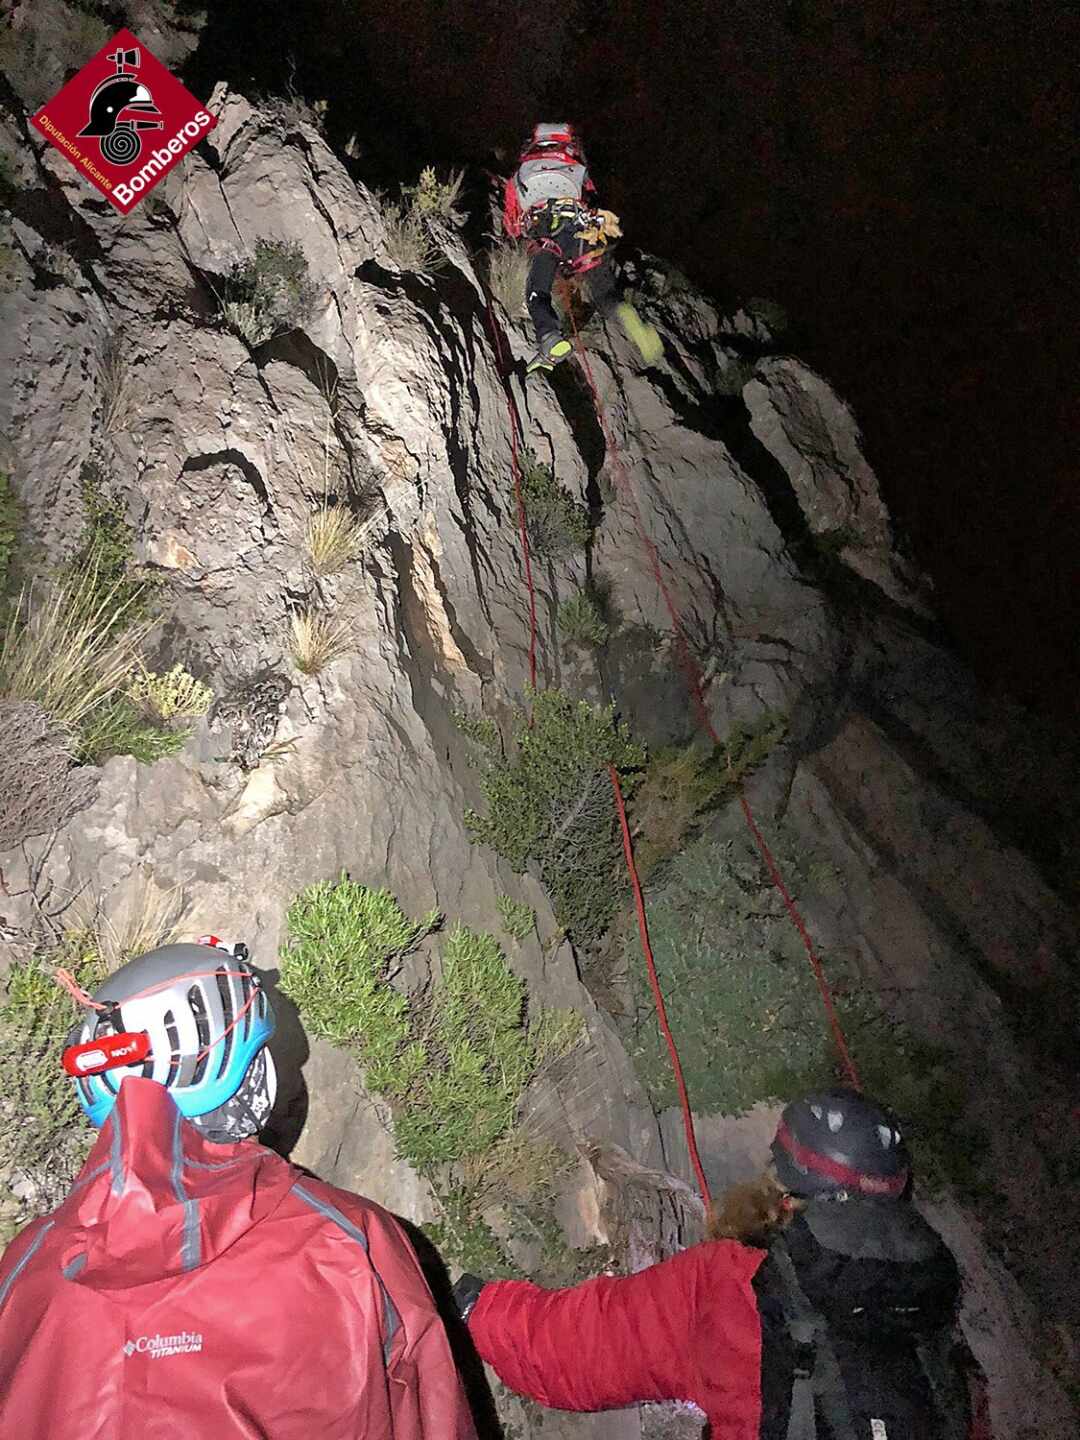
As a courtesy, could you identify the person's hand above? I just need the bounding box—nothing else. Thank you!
[452,1272,486,1322]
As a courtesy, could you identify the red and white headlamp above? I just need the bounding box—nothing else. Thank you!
[62,1030,151,1078]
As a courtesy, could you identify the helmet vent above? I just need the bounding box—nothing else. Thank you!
[241,973,254,1040]
[188,985,211,1085]
[215,967,235,1080]
[163,1009,181,1087]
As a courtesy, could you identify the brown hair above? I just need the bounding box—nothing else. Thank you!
[706,1171,803,1247]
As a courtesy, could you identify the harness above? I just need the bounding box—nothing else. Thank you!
[524,197,619,276]
[770,1240,858,1440]
[768,1237,978,1440]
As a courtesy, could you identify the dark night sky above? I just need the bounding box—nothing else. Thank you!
[201,0,1079,721]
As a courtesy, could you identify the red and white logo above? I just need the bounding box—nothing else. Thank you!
[30,29,216,215]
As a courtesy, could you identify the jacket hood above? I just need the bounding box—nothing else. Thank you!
[61,1077,297,1290]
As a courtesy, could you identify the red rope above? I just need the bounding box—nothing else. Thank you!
[609,764,712,1208]
[566,302,861,1092]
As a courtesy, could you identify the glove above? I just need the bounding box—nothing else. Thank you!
[452,1272,486,1323]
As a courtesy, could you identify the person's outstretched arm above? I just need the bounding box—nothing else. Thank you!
[467,1240,766,1430]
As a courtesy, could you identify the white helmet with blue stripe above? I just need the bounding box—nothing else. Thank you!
[67,940,276,1139]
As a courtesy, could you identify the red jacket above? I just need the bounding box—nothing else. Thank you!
[0,1078,477,1440]
[468,1241,767,1439]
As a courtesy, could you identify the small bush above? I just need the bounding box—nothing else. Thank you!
[78,695,190,765]
[219,239,318,348]
[0,936,107,1242]
[557,587,610,649]
[0,700,96,850]
[305,504,372,575]
[127,663,212,724]
[66,461,151,629]
[281,875,587,1277]
[460,689,645,947]
[631,714,788,882]
[621,820,983,1195]
[403,165,465,223]
[496,894,534,942]
[287,607,353,675]
[0,472,19,593]
[485,242,530,318]
[519,451,591,558]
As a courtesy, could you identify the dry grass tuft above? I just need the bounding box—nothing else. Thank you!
[90,874,186,971]
[485,242,530,318]
[0,573,149,733]
[304,504,375,576]
[99,331,135,438]
[287,608,354,675]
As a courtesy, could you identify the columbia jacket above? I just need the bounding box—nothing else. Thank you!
[468,1240,768,1440]
[0,1077,477,1440]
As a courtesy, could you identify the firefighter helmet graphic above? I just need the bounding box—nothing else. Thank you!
[77,46,162,165]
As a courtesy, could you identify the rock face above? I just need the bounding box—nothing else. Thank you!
[1,79,1076,1439]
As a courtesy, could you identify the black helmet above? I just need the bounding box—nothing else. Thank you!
[771,1088,911,1199]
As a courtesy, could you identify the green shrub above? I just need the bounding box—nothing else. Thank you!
[0,937,106,1242]
[219,239,318,348]
[280,875,587,1274]
[66,461,151,628]
[632,713,788,881]
[460,689,646,947]
[278,877,436,1079]
[622,821,982,1195]
[0,473,19,594]
[557,586,610,649]
[78,695,190,765]
[496,894,534,942]
[518,452,591,558]
[402,165,465,223]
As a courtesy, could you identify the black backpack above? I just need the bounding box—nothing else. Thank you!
[754,1205,979,1440]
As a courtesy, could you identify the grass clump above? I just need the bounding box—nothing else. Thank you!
[0,936,107,1243]
[484,242,529,317]
[280,875,587,1276]
[459,689,645,948]
[519,451,591,558]
[305,503,373,575]
[219,239,318,348]
[557,586,610,649]
[496,894,534,942]
[287,607,353,675]
[377,166,463,275]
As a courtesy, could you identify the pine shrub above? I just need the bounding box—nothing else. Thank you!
[220,239,318,348]
[518,452,591,558]
[460,689,645,947]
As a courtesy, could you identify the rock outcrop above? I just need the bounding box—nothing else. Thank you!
[1,78,1076,1439]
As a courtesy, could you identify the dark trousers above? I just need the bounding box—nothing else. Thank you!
[525,208,618,347]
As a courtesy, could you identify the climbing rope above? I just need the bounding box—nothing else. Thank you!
[484,277,717,1206]
[610,765,712,1208]
[564,295,861,1094]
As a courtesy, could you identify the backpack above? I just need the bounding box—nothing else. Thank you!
[502,124,595,239]
[760,1210,988,1440]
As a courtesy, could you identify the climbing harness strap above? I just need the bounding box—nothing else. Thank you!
[770,1241,859,1440]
